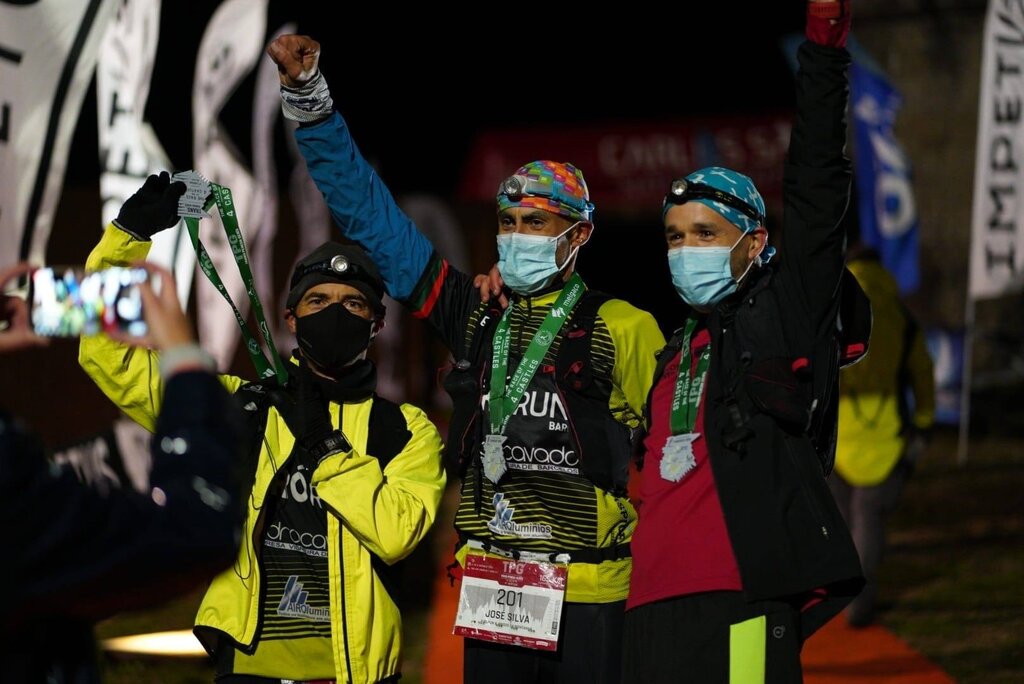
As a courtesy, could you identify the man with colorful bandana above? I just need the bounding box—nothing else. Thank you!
[267,39,665,684]
[623,2,867,681]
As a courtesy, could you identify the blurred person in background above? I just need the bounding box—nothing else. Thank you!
[0,260,244,683]
[831,242,935,628]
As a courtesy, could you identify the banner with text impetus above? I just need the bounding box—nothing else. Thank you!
[851,59,920,294]
[0,0,115,264]
[970,0,1024,300]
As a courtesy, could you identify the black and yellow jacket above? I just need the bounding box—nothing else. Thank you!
[79,226,446,684]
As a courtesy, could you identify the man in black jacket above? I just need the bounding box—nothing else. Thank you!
[0,260,244,683]
[622,1,868,681]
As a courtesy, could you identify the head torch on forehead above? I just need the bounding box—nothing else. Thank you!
[663,178,765,226]
[290,254,373,291]
[497,174,594,216]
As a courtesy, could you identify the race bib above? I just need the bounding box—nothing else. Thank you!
[453,548,567,651]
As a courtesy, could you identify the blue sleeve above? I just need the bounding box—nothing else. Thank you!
[294,111,436,301]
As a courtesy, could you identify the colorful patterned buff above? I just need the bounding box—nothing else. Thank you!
[663,166,766,235]
[496,160,595,223]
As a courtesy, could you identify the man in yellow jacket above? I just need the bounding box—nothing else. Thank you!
[79,173,447,683]
[831,244,935,628]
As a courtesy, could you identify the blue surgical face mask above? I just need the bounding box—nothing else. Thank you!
[497,223,580,294]
[668,233,757,308]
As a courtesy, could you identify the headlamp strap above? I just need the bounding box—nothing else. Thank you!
[665,180,765,225]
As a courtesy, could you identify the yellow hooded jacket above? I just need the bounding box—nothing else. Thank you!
[78,225,446,683]
[836,257,935,486]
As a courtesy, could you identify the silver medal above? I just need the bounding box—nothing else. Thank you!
[482,434,507,483]
[660,433,700,482]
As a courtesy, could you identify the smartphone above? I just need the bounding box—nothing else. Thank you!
[29,265,154,337]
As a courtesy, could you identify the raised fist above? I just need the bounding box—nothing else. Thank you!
[266,34,322,88]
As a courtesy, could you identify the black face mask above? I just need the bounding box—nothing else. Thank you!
[295,303,373,374]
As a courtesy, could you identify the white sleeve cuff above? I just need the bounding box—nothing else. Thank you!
[280,69,334,123]
[159,343,217,379]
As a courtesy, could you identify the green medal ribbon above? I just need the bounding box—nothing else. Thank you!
[668,318,711,435]
[487,272,586,435]
[182,183,288,384]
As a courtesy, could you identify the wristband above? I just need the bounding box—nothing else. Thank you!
[160,343,217,379]
[310,429,351,462]
[808,1,843,19]
[280,70,334,123]
[112,219,150,243]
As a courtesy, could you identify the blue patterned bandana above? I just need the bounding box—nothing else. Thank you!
[663,166,775,262]
[664,167,764,230]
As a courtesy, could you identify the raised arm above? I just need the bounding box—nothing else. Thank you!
[78,227,168,431]
[780,1,853,331]
[268,35,435,302]
[79,176,241,430]
[267,35,487,354]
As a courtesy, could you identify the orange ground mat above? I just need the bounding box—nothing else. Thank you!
[801,618,956,684]
[421,537,955,684]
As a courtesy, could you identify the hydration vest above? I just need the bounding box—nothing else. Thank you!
[441,291,636,497]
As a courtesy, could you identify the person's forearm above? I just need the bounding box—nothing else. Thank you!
[777,3,854,326]
[295,112,434,301]
[312,408,445,563]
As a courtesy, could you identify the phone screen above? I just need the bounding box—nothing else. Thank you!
[30,266,150,337]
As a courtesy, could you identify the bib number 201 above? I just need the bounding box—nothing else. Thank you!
[497,589,521,608]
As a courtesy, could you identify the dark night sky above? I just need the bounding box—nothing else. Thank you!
[67,6,808,197]
[58,6,811,339]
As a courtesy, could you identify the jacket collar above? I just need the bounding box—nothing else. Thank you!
[508,273,587,309]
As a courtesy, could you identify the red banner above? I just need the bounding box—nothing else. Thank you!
[459,113,793,219]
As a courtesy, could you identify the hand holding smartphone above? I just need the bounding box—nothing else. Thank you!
[108,262,194,351]
[3,258,192,357]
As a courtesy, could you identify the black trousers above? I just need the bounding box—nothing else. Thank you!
[463,600,625,684]
[622,591,803,684]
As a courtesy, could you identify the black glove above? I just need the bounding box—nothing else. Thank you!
[113,171,187,241]
[272,365,351,461]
